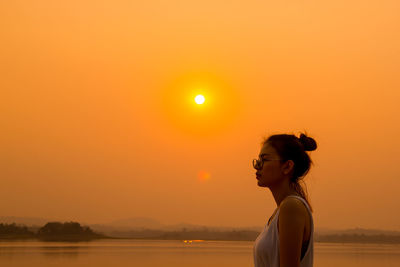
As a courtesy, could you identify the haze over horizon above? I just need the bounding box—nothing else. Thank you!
[2,215,400,234]
[1,1,399,231]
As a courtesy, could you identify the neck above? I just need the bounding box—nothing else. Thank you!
[268,179,299,207]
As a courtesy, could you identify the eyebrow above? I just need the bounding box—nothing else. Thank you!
[259,153,270,157]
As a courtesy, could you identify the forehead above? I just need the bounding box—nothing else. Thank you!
[259,143,278,156]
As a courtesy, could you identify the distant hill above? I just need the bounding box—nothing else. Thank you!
[2,216,400,240]
[108,217,163,229]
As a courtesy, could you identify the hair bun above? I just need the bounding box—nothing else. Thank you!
[299,133,317,151]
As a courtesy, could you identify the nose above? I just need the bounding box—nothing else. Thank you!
[253,160,261,170]
[252,159,258,170]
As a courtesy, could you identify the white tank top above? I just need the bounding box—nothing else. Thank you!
[253,195,314,267]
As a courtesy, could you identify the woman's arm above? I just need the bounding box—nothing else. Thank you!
[278,198,307,267]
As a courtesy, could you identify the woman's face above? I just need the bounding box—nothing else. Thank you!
[254,143,283,188]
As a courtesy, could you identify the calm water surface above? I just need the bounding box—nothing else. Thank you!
[1,239,400,267]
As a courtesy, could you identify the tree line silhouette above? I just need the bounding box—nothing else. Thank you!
[2,222,400,243]
[315,233,400,244]
[0,222,104,241]
[0,223,35,239]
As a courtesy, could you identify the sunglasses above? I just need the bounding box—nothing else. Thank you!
[252,156,281,169]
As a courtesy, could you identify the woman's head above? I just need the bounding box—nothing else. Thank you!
[265,133,317,182]
[253,133,317,210]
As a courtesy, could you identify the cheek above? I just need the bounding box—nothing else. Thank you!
[262,165,278,176]
[261,165,272,175]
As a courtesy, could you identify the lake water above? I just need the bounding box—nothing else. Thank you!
[1,239,400,267]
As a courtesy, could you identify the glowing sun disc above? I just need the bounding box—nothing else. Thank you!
[195,95,205,104]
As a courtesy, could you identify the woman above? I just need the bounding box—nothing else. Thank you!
[253,133,317,267]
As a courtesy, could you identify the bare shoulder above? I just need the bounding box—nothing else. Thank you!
[279,197,308,218]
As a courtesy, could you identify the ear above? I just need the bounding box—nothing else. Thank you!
[281,160,295,175]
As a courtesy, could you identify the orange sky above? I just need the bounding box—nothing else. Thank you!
[1,1,399,230]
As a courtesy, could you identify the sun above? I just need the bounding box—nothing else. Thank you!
[157,70,242,136]
[194,94,205,105]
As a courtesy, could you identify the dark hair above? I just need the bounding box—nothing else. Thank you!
[264,133,317,212]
